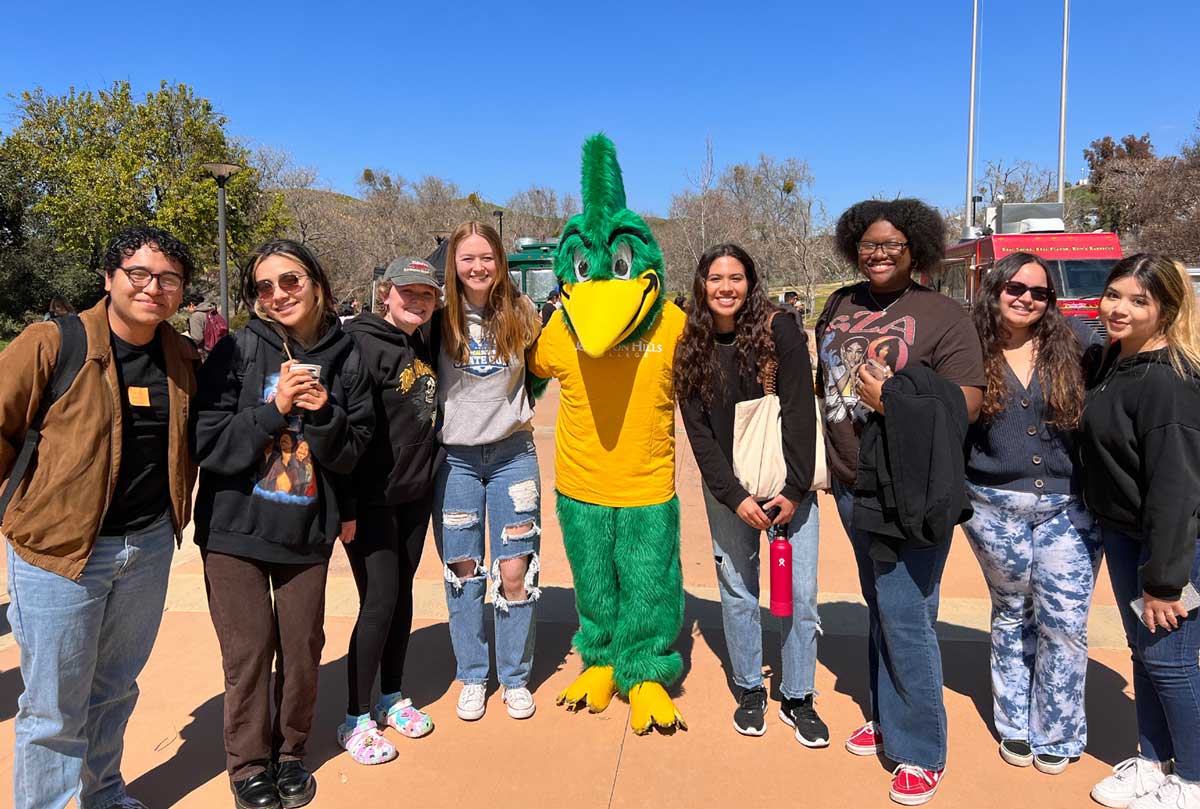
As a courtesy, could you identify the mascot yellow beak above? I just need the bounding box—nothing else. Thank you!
[561,270,661,358]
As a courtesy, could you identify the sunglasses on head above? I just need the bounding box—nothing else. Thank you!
[254,271,309,300]
[1002,281,1053,303]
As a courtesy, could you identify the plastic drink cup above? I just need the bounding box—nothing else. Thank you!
[291,363,321,382]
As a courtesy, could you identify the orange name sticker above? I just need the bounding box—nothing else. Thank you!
[128,386,151,407]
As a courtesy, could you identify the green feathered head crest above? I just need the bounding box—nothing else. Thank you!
[554,134,665,358]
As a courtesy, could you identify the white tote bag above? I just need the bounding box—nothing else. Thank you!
[732,362,787,500]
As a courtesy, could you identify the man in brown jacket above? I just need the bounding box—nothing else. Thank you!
[0,226,199,809]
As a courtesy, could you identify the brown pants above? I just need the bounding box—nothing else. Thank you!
[203,550,328,780]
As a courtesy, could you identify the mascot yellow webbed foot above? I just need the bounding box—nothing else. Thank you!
[556,665,617,713]
[629,681,686,735]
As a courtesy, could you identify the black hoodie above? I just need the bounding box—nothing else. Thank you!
[191,317,373,564]
[343,312,442,508]
[1081,346,1200,600]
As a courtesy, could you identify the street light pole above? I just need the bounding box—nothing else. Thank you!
[202,162,244,322]
[1057,0,1070,204]
[963,0,981,239]
[493,209,505,247]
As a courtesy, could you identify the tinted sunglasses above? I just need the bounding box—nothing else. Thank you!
[1002,281,1053,303]
[254,272,309,299]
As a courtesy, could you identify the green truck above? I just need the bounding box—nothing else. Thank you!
[507,237,558,306]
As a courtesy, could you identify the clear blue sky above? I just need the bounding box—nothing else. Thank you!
[2,0,1196,224]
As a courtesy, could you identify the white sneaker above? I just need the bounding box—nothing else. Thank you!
[502,686,536,719]
[1092,757,1173,808]
[456,683,487,721]
[1130,775,1200,809]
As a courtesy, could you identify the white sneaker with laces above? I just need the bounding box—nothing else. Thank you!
[503,686,536,719]
[456,683,488,721]
[1092,757,1174,808]
[1129,775,1200,809]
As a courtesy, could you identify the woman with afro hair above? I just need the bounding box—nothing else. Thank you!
[813,199,985,805]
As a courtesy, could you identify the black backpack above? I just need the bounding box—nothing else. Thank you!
[0,315,88,523]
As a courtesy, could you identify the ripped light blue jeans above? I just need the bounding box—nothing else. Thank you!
[433,430,541,688]
[702,483,821,699]
[961,483,1102,757]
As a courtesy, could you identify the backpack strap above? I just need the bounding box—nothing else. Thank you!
[0,314,87,523]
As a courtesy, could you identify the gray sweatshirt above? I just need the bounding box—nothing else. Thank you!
[437,301,536,446]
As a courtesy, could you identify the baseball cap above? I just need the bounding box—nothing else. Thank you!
[382,257,440,290]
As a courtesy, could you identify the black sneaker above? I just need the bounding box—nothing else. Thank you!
[733,686,768,736]
[1033,753,1070,775]
[999,739,1033,767]
[273,760,316,808]
[779,694,830,748]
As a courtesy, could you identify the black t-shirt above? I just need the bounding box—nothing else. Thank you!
[99,332,172,535]
[816,283,985,486]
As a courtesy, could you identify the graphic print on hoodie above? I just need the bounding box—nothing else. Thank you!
[254,372,318,504]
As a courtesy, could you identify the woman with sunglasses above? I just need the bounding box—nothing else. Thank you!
[815,199,985,806]
[962,251,1102,776]
[1082,255,1200,809]
[434,220,543,722]
[192,239,372,809]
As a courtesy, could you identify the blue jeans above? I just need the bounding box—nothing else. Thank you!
[962,484,1102,757]
[702,484,821,699]
[434,431,541,687]
[1103,527,1200,781]
[7,516,175,809]
[833,480,951,771]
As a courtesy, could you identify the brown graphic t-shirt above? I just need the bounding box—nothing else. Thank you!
[816,282,985,486]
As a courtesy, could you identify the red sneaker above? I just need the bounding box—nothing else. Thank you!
[889,764,944,806]
[845,720,883,755]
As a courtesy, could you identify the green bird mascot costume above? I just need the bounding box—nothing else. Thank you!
[528,134,687,734]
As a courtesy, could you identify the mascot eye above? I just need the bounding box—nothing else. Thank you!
[611,242,633,279]
[573,248,590,282]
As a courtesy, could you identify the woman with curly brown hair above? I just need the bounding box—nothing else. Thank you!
[961,251,1103,776]
[676,243,825,745]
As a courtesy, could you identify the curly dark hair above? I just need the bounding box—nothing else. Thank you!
[673,243,783,409]
[834,198,946,274]
[972,251,1084,428]
[102,225,196,283]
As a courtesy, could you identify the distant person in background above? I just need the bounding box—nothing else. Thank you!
[185,292,226,361]
[674,293,688,311]
[784,290,807,323]
[540,288,560,327]
[963,252,1102,776]
[43,296,74,320]
[1081,255,1200,809]
[339,301,357,323]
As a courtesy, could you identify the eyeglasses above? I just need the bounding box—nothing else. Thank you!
[254,272,309,299]
[857,241,909,256]
[1002,281,1053,302]
[120,266,185,293]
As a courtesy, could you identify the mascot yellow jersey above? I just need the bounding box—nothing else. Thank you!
[528,303,685,508]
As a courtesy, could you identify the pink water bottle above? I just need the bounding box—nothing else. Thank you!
[766,507,792,617]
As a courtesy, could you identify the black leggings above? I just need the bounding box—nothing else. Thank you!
[345,498,431,715]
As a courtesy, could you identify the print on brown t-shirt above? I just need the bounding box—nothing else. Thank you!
[817,283,985,486]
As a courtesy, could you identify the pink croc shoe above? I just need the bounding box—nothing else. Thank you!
[376,696,434,739]
[337,719,397,765]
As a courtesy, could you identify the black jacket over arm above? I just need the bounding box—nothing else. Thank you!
[854,366,972,562]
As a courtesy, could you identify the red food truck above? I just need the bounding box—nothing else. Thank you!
[923,231,1123,336]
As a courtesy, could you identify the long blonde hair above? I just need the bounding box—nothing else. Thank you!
[1106,253,1200,377]
[442,221,537,364]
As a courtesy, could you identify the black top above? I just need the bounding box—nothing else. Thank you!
[1080,346,1200,600]
[965,318,1101,495]
[191,317,374,564]
[343,312,443,507]
[540,301,557,328]
[680,313,817,512]
[100,332,171,535]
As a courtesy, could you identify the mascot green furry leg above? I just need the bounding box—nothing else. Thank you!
[555,495,685,729]
[527,133,689,735]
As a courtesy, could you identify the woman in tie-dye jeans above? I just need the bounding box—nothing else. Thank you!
[962,252,1104,776]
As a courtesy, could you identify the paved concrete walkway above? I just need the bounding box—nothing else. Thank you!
[0,383,1137,808]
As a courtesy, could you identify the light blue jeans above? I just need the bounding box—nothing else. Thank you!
[962,483,1102,757]
[7,515,175,809]
[433,430,541,688]
[702,484,821,699]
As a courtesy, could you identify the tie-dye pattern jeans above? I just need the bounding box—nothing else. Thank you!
[961,483,1102,757]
